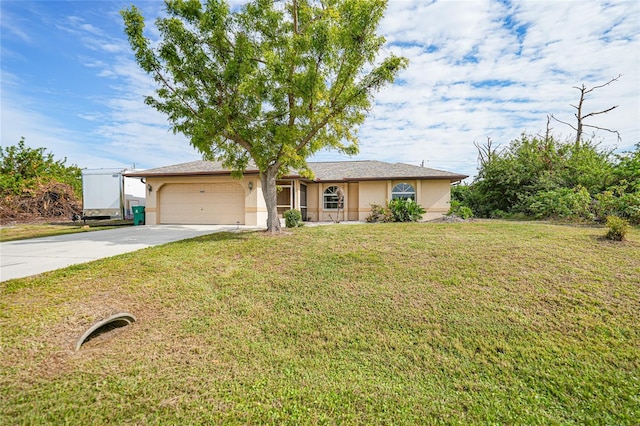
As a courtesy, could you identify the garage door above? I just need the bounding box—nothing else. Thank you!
[159,183,245,224]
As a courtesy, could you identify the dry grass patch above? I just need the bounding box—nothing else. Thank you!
[0,220,132,242]
[1,222,638,424]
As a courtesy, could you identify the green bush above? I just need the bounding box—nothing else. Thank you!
[605,215,629,241]
[447,200,474,220]
[284,209,303,228]
[365,203,392,223]
[367,199,425,223]
[526,186,593,221]
[593,182,640,224]
[389,198,426,222]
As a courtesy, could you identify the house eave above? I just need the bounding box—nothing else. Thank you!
[125,171,468,182]
[124,170,261,178]
[313,175,469,183]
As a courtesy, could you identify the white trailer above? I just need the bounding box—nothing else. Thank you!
[82,169,145,219]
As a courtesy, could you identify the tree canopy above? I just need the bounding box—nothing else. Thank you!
[122,0,408,232]
[452,76,638,225]
[0,138,82,198]
[453,136,639,224]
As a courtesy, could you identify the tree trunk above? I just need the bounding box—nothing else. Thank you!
[574,84,585,145]
[261,165,282,233]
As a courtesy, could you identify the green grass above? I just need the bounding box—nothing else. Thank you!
[1,221,638,424]
[0,220,133,242]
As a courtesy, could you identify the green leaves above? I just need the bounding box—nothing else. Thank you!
[365,198,426,223]
[121,6,160,74]
[0,138,82,197]
[605,215,630,241]
[465,135,617,218]
[456,135,640,223]
[121,0,406,175]
[122,0,406,231]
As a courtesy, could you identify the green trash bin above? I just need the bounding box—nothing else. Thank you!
[132,205,145,226]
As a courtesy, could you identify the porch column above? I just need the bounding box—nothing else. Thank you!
[294,180,300,210]
[318,184,323,220]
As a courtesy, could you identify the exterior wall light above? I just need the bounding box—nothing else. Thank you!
[147,184,153,193]
[248,181,254,191]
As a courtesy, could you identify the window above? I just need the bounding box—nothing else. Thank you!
[392,183,416,200]
[323,186,343,209]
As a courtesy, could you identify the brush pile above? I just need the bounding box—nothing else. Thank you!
[0,181,81,223]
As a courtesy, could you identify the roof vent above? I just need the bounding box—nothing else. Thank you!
[75,313,136,351]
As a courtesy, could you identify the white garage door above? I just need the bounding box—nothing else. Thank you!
[159,183,245,224]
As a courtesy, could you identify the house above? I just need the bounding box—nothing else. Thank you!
[124,160,467,226]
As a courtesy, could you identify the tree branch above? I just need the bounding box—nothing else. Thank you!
[581,124,622,142]
[550,114,577,132]
[584,73,621,94]
[581,105,619,120]
[294,66,394,153]
[152,68,200,118]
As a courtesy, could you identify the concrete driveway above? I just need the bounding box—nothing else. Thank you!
[1,224,260,282]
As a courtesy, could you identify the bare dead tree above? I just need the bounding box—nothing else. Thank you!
[552,74,622,145]
[474,137,498,168]
[543,114,553,142]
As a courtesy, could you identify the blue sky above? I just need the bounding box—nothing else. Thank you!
[1,0,639,179]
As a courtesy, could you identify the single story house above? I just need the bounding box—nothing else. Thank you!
[124,160,467,226]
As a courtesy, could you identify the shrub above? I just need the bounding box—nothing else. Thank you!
[284,209,303,228]
[365,203,392,223]
[605,216,629,241]
[526,186,593,221]
[447,200,474,220]
[490,209,508,219]
[367,199,425,223]
[389,198,426,222]
[593,182,640,225]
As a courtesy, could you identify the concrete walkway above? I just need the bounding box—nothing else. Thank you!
[0,225,260,282]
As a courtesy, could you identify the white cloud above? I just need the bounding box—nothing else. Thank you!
[1,0,638,179]
[345,0,639,176]
[0,9,31,43]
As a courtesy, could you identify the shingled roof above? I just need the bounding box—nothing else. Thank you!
[125,160,467,182]
[306,161,467,181]
[126,160,260,177]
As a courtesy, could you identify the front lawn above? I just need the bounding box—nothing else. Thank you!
[1,221,638,424]
[0,220,133,242]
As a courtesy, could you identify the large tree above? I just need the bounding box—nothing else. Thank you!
[121,0,407,232]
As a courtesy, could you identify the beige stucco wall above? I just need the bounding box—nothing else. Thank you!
[250,177,267,227]
[313,183,351,222]
[347,182,359,221]
[141,175,452,225]
[306,184,319,222]
[356,179,452,222]
[357,181,387,221]
[142,175,262,226]
[418,180,452,220]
